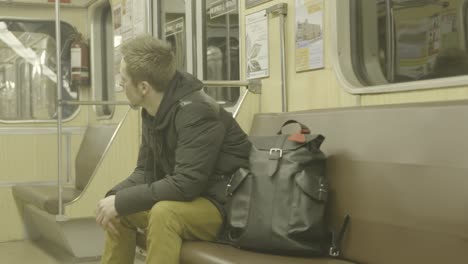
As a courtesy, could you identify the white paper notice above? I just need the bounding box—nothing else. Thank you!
[295,0,324,71]
[245,10,269,79]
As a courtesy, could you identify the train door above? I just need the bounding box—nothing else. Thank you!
[153,0,259,128]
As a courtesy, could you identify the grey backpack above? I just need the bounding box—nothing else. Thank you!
[219,120,347,257]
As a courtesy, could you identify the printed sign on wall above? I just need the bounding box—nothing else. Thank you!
[245,10,269,79]
[295,0,324,71]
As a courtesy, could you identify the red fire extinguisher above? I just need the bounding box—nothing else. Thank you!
[70,33,90,89]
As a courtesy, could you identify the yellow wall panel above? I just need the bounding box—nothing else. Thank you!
[0,134,83,183]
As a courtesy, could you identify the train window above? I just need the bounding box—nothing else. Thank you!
[0,19,78,121]
[156,1,241,109]
[203,0,240,108]
[336,0,468,92]
[91,1,114,117]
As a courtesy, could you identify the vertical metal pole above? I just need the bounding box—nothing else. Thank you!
[279,13,287,112]
[267,3,288,112]
[226,13,232,80]
[385,0,395,82]
[55,0,64,218]
[146,0,153,34]
[197,0,205,78]
[186,0,194,74]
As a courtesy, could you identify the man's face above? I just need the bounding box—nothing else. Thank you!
[120,58,142,109]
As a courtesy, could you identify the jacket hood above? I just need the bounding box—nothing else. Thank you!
[142,71,204,130]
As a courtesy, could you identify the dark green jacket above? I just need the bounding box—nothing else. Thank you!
[108,71,251,216]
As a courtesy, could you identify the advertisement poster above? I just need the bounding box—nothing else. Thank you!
[245,10,269,79]
[295,0,324,71]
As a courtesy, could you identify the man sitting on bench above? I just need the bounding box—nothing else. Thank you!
[94,35,251,264]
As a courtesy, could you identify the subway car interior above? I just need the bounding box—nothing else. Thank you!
[0,0,467,263]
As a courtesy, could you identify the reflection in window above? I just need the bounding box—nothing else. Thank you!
[160,0,187,71]
[204,0,240,107]
[0,20,78,121]
[351,0,468,86]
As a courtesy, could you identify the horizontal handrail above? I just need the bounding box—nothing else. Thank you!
[61,100,130,106]
[202,80,262,118]
[202,79,261,94]
[202,80,250,87]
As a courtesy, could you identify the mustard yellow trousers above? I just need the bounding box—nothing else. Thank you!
[100,197,222,264]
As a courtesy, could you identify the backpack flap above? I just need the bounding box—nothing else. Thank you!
[249,134,324,177]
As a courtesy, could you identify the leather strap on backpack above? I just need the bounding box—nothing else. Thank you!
[329,214,351,257]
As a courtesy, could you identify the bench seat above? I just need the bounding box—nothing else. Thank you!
[12,124,118,216]
[179,242,354,264]
[13,185,81,215]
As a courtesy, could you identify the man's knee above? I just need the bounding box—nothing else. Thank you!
[150,201,179,216]
[148,201,183,233]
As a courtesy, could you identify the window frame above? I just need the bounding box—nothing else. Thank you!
[332,0,468,94]
[90,0,115,119]
[0,17,80,123]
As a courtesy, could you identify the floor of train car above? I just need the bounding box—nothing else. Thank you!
[0,240,145,264]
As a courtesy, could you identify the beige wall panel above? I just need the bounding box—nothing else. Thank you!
[0,136,36,181]
[235,92,261,134]
[259,12,283,113]
[0,134,83,183]
[0,188,24,242]
[289,69,358,111]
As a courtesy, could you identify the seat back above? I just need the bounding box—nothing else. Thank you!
[249,101,468,264]
[75,124,118,190]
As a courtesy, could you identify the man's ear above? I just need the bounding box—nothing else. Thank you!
[138,81,152,95]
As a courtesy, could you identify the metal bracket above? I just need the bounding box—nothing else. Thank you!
[55,214,69,222]
[266,3,288,16]
[247,79,262,94]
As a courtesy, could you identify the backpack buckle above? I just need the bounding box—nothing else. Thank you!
[329,247,340,257]
[269,148,283,158]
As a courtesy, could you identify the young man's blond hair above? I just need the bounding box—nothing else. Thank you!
[121,35,176,92]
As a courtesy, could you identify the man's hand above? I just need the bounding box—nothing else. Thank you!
[95,195,119,236]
